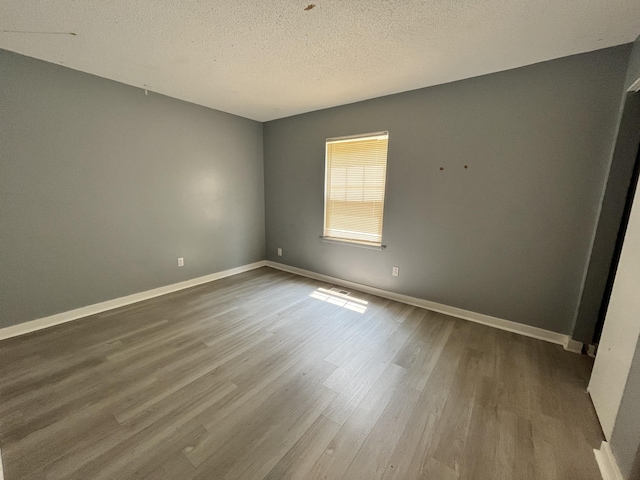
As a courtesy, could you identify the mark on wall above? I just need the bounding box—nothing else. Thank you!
[2,30,76,35]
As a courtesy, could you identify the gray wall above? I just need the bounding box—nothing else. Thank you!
[264,45,630,334]
[609,34,640,480]
[0,49,265,329]
[573,35,640,344]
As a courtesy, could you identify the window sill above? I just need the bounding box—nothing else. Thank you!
[319,236,386,250]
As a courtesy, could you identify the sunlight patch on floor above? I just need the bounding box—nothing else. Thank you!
[309,287,368,313]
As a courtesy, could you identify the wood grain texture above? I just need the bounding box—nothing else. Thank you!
[0,267,603,479]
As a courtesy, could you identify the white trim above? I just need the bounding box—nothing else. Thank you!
[0,261,266,341]
[0,446,4,480]
[319,236,386,250]
[326,131,389,143]
[594,441,624,480]
[564,338,584,354]
[628,76,640,93]
[266,261,574,349]
[1,259,579,352]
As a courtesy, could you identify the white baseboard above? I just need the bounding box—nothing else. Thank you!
[0,261,266,341]
[266,261,575,350]
[564,338,584,354]
[595,441,624,480]
[1,259,580,353]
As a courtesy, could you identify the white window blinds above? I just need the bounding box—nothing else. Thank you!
[323,132,389,246]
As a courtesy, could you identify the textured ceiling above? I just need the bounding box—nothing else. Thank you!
[1,1,639,121]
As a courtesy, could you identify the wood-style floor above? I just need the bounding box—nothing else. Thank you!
[0,267,603,479]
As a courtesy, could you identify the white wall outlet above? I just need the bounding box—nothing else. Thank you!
[392,266,399,277]
[277,248,282,256]
[177,257,184,267]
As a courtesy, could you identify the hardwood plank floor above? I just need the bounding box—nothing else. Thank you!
[0,267,603,479]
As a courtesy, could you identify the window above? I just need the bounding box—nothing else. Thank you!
[323,131,389,247]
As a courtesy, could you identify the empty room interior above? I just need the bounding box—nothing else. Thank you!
[2,1,640,479]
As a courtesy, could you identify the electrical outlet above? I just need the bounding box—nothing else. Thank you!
[177,257,184,267]
[277,248,282,256]
[392,266,399,277]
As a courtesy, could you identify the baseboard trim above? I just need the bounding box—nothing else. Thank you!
[564,338,584,354]
[0,261,267,341]
[1,259,578,351]
[595,441,624,480]
[266,261,574,349]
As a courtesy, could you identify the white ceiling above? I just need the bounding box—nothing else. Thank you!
[1,1,639,121]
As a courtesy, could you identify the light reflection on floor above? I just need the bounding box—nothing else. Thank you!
[308,287,368,313]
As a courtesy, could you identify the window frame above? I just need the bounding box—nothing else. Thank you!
[321,131,389,249]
